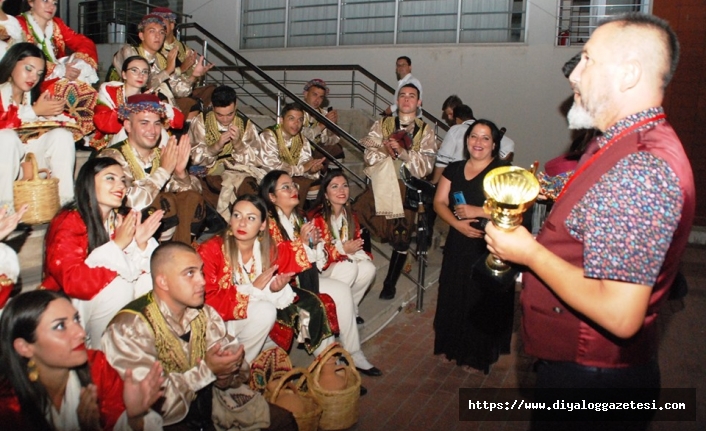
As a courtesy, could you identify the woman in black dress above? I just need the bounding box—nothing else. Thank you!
[432,119,513,373]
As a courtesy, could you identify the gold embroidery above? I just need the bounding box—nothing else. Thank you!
[381,116,426,153]
[271,125,304,166]
[0,276,14,287]
[141,292,208,374]
[117,140,161,181]
[204,111,245,174]
[233,292,249,320]
[138,46,168,71]
[217,242,249,320]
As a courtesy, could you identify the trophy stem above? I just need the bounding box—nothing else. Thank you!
[492,212,523,231]
[486,253,511,276]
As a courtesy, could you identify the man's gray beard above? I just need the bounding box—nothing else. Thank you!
[567,102,595,130]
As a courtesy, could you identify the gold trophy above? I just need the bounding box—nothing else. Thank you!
[483,166,540,275]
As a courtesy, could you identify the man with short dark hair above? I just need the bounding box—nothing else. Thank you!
[102,242,297,430]
[486,12,694,401]
[431,104,515,183]
[189,85,264,219]
[301,78,345,160]
[354,83,436,300]
[99,94,205,243]
[259,102,325,208]
[441,95,463,127]
[110,13,213,114]
[384,56,423,116]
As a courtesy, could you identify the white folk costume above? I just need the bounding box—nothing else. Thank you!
[189,111,265,219]
[41,210,157,349]
[91,81,184,151]
[97,94,204,243]
[355,112,436,243]
[259,125,320,207]
[0,82,77,209]
[0,14,24,59]
[271,209,374,368]
[258,125,318,180]
[102,292,233,426]
[312,209,375,315]
[197,235,304,364]
[353,112,437,301]
[0,242,19,313]
[18,13,99,84]
[112,44,193,107]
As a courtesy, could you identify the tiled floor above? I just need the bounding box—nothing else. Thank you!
[350,244,706,431]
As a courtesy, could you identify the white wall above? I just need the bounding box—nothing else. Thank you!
[179,0,582,169]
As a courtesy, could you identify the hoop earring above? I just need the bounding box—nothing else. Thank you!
[27,358,39,382]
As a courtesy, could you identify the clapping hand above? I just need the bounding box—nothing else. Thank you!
[77,384,101,431]
[123,362,165,429]
[0,205,27,240]
[65,60,81,81]
[135,210,164,250]
[33,90,65,117]
[342,238,364,254]
[300,221,321,246]
[114,210,138,250]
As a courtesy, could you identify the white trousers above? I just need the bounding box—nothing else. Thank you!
[225,300,277,364]
[318,276,361,355]
[0,129,23,210]
[322,259,376,316]
[73,279,135,350]
[0,128,76,209]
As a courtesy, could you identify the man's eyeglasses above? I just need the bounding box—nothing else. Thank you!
[275,183,300,193]
[127,68,150,76]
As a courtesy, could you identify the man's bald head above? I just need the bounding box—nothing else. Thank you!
[150,242,198,282]
[597,12,679,90]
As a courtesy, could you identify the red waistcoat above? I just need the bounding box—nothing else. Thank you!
[521,121,695,368]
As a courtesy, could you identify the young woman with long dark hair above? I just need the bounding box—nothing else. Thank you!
[261,170,381,376]
[309,170,375,323]
[42,157,163,348]
[0,290,164,430]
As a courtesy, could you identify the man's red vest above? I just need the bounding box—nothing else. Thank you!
[522,120,695,368]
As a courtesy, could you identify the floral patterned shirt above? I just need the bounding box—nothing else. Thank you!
[565,107,684,286]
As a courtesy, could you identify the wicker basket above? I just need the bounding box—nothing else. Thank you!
[13,152,60,224]
[269,367,322,431]
[307,344,361,430]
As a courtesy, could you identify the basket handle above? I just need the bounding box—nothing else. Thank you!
[269,367,312,404]
[22,152,40,181]
[308,344,360,382]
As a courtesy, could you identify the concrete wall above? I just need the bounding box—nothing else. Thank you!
[176,0,581,170]
[95,0,581,169]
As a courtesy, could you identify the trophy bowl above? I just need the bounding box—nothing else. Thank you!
[483,166,540,275]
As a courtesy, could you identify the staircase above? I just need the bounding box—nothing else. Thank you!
[11,13,449,345]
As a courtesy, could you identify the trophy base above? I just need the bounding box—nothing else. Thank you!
[486,254,511,276]
[471,254,519,293]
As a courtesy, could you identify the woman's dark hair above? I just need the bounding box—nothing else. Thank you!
[462,119,502,160]
[73,157,124,254]
[0,290,92,430]
[309,170,354,241]
[259,170,296,241]
[121,55,149,73]
[0,43,47,103]
[222,194,276,270]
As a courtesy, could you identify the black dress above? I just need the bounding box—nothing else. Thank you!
[433,158,515,372]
